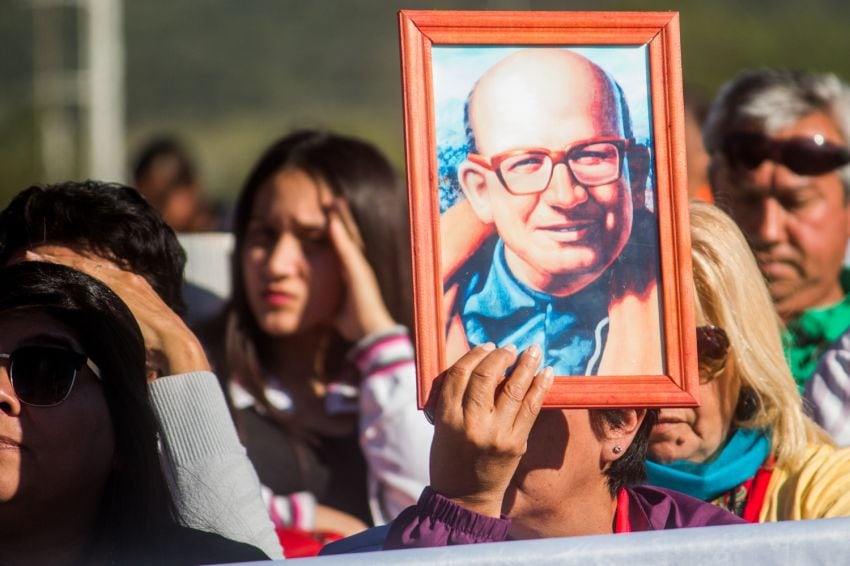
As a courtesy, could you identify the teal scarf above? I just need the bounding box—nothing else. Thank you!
[645,428,771,501]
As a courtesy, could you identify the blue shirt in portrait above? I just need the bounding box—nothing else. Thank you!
[457,239,611,376]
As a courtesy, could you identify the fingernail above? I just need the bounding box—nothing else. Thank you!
[480,342,496,351]
[503,343,517,354]
[527,344,541,359]
[541,367,554,387]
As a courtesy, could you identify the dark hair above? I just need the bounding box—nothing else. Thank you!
[218,130,412,410]
[0,180,187,314]
[0,261,176,553]
[593,408,659,497]
[133,136,197,188]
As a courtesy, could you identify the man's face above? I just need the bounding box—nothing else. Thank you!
[712,111,850,321]
[460,50,633,297]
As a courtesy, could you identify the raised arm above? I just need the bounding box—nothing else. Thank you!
[327,203,432,524]
[385,344,553,549]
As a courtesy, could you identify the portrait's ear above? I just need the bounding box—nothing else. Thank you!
[626,143,650,208]
[458,160,494,224]
[597,408,646,465]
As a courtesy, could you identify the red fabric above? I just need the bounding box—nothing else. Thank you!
[277,528,344,558]
[614,488,631,533]
[742,458,775,523]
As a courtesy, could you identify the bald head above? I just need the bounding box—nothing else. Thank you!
[457,48,636,296]
[466,49,626,155]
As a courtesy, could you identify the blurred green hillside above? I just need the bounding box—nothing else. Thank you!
[2,0,850,205]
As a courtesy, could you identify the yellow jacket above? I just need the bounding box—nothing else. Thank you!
[761,443,850,522]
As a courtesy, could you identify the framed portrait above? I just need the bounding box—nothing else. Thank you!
[399,10,698,408]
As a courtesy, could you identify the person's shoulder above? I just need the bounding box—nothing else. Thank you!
[789,442,850,474]
[627,485,744,529]
[320,524,391,555]
[155,525,270,564]
[770,442,850,519]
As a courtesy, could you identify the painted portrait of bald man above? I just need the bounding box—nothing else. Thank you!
[435,47,664,376]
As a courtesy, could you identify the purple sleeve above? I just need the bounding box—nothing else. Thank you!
[383,487,512,550]
[627,485,745,530]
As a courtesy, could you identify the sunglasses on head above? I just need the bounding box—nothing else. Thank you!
[696,325,730,384]
[0,345,102,407]
[721,132,850,177]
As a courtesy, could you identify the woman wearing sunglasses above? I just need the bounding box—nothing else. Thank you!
[646,202,850,522]
[0,261,268,565]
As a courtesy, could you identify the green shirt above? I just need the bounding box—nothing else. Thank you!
[783,268,850,393]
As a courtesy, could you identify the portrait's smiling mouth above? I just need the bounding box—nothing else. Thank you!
[537,219,597,242]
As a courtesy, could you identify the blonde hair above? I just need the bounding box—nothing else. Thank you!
[689,201,832,467]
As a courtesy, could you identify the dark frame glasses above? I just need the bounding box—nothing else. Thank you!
[467,137,631,195]
[0,345,102,407]
[721,132,850,177]
[696,325,730,384]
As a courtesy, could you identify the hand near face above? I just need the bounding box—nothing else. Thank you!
[326,200,396,342]
[23,247,210,380]
[429,343,554,518]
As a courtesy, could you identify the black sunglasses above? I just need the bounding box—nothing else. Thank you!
[0,345,102,407]
[721,132,850,177]
[696,325,730,384]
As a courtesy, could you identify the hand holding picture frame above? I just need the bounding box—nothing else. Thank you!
[399,10,698,408]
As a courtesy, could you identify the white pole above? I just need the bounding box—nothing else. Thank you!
[85,0,125,183]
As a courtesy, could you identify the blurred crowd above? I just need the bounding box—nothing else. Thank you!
[2,52,850,564]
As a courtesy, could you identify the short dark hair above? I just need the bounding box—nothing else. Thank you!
[0,180,187,314]
[0,261,176,550]
[593,408,659,497]
[133,136,197,187]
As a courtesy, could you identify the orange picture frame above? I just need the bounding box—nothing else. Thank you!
[399,10,698,408]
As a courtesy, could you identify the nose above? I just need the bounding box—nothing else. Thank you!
[745,162,790,246]
[265,233,304,278]
[0,363,22,416]
[753,195,787,246]
[543,162,588,209]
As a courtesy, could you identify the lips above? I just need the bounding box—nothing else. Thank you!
[757,257,801,280]
[651,414,691,433]
[537,219,598,243]
[262,289,298,307]
[0,435,22,450]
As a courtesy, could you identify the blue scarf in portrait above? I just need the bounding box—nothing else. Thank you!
[458,239,610,375]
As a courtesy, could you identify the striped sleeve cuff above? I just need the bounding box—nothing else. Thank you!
[348,325,414,376]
